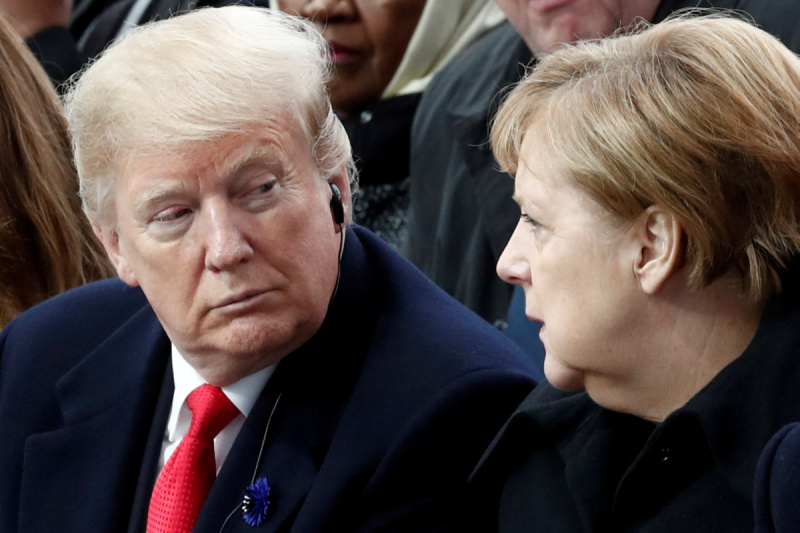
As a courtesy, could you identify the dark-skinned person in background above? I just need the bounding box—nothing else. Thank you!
[278,0,504,249]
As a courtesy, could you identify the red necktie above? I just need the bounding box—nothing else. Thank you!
[147,384,239,533]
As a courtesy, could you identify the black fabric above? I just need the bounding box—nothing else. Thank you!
[25,27,88,89]
[476,259,800,532]
[79,0,267,58]
[71,0,124,38]
[343,93,422,250]
[754,423,800,533]
[340,93,420,189]
[24,0,272,80]
[403,22,531,326]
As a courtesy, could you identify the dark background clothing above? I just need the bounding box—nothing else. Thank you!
[504,286,545,376]
[403,21,530,328]
[0,226,538,532]
[402,0,800,333]
[71,0,122,37]
[23,0,270,87]
[344,93,422,250]
[754,423,800,533]
[25,26,88,88]
[475,259,800,532]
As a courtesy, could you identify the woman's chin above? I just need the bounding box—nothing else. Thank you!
[543,355,585,392]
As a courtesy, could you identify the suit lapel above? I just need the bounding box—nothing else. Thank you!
[194,353,347,533]
[128,357,175,533]
[19,304,170,533]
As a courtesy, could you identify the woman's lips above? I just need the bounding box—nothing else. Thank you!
[329,41,363,64]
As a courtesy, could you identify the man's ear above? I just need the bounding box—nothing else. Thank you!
[92,222,139,287]
[632,206,682,295]
[328,166,352,227]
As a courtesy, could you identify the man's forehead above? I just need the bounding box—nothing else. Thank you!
[122,130,309,182]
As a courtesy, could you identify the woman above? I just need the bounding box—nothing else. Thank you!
[277,0,504,248]
[476,14,800,532]
[0,13,112,327]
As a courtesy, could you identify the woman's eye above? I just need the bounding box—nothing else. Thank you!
[521,213,540,229]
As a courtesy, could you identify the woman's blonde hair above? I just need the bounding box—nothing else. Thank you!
[492,12,800,300]
[0,13,113,326]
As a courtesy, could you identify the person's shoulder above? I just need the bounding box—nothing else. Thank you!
[420,21,531,113]
[755,422,800,533]
[0,278,150,355]
[0,278,154,415]
[7,278,146,328]
[434,21,527,86]
[354,226,537,378]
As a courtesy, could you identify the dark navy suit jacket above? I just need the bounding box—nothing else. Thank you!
[0,226,537,532]
[755,423,800,533]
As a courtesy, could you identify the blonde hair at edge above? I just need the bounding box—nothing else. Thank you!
[0,13,112,327]
[492,13,800,301]
[64,6,356,227]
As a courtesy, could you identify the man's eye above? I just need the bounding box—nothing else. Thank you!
[242,178,280,210]
[252,181,275,195]
[153,207,191,222]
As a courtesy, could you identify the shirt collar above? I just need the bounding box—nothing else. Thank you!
[167,343,276,441]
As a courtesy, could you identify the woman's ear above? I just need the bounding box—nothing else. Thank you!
[632,206,682,294]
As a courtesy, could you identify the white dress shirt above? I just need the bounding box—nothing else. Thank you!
[158,344,276,473]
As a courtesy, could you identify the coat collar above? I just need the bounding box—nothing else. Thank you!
[671,257,800,499]
[20,302,170,532]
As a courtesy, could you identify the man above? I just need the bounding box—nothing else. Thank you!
[0,7,537,532]
[402,0,800,344]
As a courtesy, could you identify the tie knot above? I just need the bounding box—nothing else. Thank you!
[186,384,239,441]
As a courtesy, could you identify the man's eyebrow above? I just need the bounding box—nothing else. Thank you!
[224,144,283,175]
[135,184,187,217]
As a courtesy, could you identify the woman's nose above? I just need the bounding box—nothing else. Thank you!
[497,221,530,286]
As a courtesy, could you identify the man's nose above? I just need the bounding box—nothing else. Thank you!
[497,221,530,286]
[203,203,254,272]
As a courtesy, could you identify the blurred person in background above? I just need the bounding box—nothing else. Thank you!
[0,11,111,327]
[278,0,505,249]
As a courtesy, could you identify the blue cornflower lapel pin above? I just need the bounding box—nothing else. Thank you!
[242,477,271,527]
